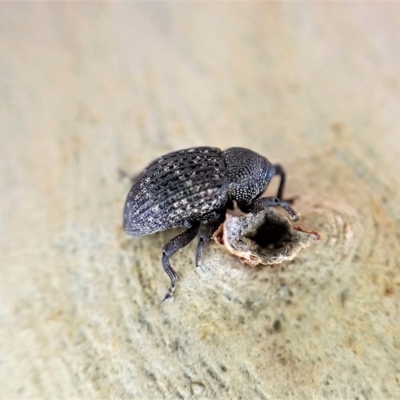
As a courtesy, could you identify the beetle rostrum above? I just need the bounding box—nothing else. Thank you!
[123,147,299,301]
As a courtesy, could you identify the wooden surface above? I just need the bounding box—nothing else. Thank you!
[1,3,400,399]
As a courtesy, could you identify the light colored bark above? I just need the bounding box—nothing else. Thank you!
[1,3,400,399]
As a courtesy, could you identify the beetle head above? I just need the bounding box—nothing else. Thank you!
[222,147,275,206]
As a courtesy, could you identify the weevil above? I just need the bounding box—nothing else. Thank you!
[123,147,299,301]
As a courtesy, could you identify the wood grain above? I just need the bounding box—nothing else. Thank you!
[1,3,400,399]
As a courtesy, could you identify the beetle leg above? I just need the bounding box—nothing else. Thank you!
[272,164,286,200]
[118,168,139,184]
[273,164,298,204]
[195,213,226,269]
[242,197,299,221]
[161,222,200,302]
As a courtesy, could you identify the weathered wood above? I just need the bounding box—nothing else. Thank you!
[1,3,400,399]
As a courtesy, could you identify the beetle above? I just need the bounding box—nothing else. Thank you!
[123,147,299,301]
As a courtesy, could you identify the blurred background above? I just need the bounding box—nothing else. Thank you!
[1,3,400,399]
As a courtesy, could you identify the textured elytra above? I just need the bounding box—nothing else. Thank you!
[124,147,228,235]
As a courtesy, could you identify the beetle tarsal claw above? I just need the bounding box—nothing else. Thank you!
[161,285,176,303]
[161,293,174,303]
[195,264,207,276]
